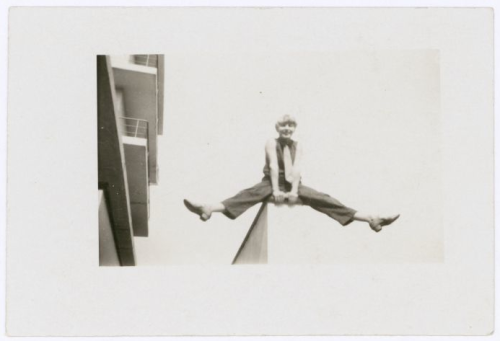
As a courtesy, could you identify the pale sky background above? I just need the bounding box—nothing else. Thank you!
[134,49,442,265]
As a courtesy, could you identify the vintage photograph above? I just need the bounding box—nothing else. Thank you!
[7,5,494,337]
[98,50,442,266]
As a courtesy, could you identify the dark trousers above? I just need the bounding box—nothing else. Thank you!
[221,176,357,226]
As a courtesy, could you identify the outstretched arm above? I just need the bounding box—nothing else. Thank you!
[265,139,286,203]
[288,142,303,203]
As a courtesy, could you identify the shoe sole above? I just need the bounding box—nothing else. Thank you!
[371,214,400,233]
[381,214,400,227]
[183,199,200,214]
[184,199,210,221]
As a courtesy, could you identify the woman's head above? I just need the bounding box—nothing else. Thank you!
[275,115,297,139]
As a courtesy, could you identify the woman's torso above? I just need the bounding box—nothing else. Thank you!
[263,138,298,177]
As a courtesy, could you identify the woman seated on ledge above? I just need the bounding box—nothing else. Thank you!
[184,115,399,233]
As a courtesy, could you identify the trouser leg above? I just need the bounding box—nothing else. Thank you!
[221,178,273,219]
[298,184,357,226]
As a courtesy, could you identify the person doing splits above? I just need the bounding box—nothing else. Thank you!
[184,115,399,233]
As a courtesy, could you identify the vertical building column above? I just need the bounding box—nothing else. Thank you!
[97,55,136,266]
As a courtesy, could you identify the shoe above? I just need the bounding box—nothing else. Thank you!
[183,199,212,221]
[369,214,400,233]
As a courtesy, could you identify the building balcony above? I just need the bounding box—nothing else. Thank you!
[119,117,150,237]
[110,55,164,185]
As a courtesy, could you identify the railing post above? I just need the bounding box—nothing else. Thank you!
[134,119,139,137]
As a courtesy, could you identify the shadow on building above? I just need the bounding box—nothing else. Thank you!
[97,55,164,266]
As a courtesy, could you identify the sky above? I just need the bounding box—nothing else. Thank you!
[133,49,442,265]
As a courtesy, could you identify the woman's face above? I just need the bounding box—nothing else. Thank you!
[277,122,296,139]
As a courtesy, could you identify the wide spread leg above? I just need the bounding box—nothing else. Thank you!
[221,179,273,219]
[298,185,357,226]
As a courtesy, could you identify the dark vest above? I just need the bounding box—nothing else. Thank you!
[263,138,298,177]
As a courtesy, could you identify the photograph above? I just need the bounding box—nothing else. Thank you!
[6,4,495,337]
[98,49,441,266]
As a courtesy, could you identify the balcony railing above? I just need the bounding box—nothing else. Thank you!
[119,117,149,140]
[133,55,158,68]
